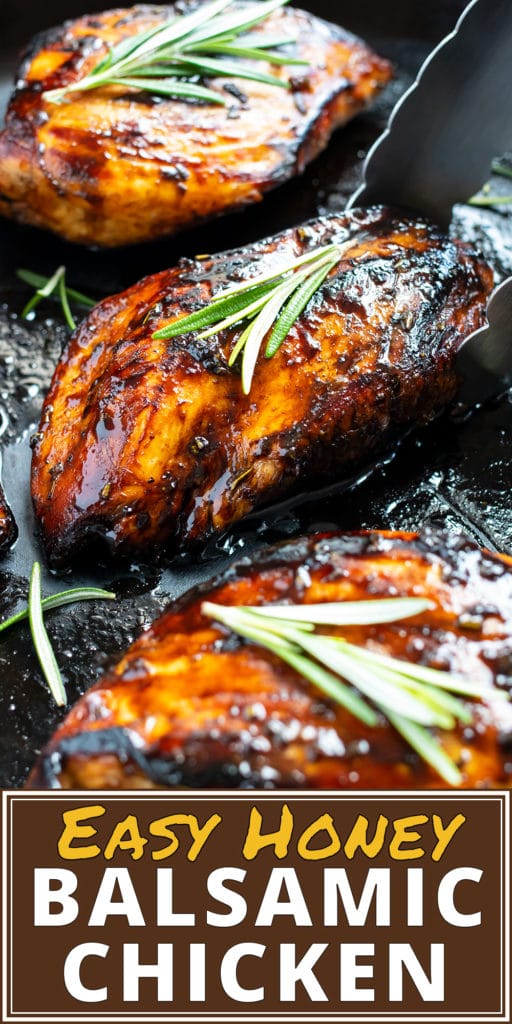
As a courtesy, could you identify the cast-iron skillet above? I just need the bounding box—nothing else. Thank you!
[0,0,511,788]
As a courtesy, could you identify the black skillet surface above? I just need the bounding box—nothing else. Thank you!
[0,0,511,788]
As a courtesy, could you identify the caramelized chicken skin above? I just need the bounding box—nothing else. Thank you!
[0,3,391,247]
[31,206,493,566]
[28,529,512,790]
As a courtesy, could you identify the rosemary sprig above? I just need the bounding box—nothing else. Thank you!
[0,564,115,706]
[154,239,353,393]
[468,194,512,208]
[43,0,306,106]
[492,159,512,180]
[467,159,512,209]
[17,267,95,330]
[28,563,67,707]
[0,585,116,636]
[202,598,507,784]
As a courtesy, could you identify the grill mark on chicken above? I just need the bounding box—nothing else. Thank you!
[30,207,493,567]
[27,528,512,790]
[0,3,391,247]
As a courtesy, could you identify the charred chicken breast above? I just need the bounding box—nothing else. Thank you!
[31,206,493,566]
[28,529,512,790]
[0,2,391,247]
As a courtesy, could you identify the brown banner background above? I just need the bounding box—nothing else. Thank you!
[1,792,509,1021]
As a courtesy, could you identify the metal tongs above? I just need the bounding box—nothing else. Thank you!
[348,0,512,407]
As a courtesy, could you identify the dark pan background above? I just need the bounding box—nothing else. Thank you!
[0,0,511,788]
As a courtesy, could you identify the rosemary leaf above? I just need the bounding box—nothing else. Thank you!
[181,0,292,46]
[265,256,337,358]
[154,282,274,340]
[28,562,67,707]
[2,574,115,708]
[202,602,313,639]
[291,633,456,728]
[388,712,462,786]
[0,586,116,635]
[227,320,254,367]
[389,675,472,724]
[43,0,306,105]
[153,237,356,392]
[17,269,95,308]
[468,194,512,208]
[58,270,77,330]
[218,243,343,300]
[200,287,275,340]
[159,53,290,89]
[20,265,65,320]
[113,64,191,77]
[202,600,377,725]
[202,597,503,783]
[235,33,300,48]
[253,611,471,727]
[279,646,379,727]
[196,42,305,65]
[467,158,512,207]
[203,605,296,652]
[97,21,179,68]
[492,159,512,180]
[338,638,504,701]
[128,0,236,56]
[232,247,344,391]
[83,0,234,81]
[240,274,302,392]
[17,266,95,328]
[246,596,432,625]
[106,76,226,104]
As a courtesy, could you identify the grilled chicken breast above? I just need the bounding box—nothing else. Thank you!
[28,529,512,790]
[31,206,493,566]
[0,3,391,247]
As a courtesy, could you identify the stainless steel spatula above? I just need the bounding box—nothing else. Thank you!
[349,0,512,405]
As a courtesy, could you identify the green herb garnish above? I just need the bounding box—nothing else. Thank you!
[28,563,67,707]
[468,159,512,209]
[202,597,505,784]
[492,159,512,180]
[1,564,115,706]
[0,584,117,636]
[43,0,306,107]
[154,238,353,393]
[468,194,512,208]
[17,267,95,330]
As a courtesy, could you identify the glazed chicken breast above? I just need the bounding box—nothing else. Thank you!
[31,206,493,566]
[28,529,512,790]
[0,2,391,247]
